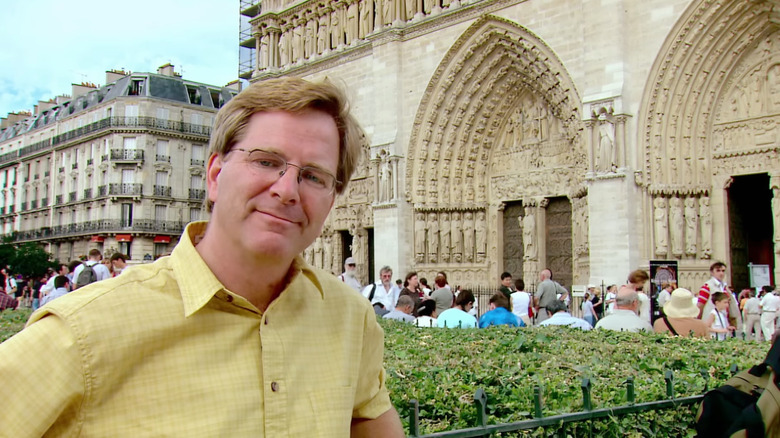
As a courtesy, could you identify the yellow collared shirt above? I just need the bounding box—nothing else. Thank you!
[0,222,391,437]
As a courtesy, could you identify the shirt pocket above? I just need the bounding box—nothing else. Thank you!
[295,385,355,438]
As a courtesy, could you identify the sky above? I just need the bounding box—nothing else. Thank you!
[0,0,239,117]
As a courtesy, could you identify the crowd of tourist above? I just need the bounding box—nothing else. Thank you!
[0,249,129,312]
[349,258,777,341]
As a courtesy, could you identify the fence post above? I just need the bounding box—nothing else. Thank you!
[408,400,420,437]
[581,378,592,411]
[474,388,489,435]
[533,386,543,418]
[664,370,674,398]
[625,377,635,404]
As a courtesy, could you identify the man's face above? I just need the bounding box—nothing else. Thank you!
[380,270,393,286]
[206,110,339,263]
[60,266,69,275]
[712,266,727,282]
[501,276,512,287]
[345,263,356,273]
[111,259,125,270]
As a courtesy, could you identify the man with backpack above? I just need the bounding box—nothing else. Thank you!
[71,249,111,289]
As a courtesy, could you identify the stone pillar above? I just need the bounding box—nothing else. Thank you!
[771,173,780,283]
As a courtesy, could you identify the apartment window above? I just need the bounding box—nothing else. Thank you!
[85,207,92,221]
[191,113,202,125]
[155,204,167,221]
[90,143,95,160]
[128,80,144,96]
[156,140,169,159]
[156,171,168,187]
[70,209,76,225]
[210,90,224,108]
[191,144,204,166]
[119,241,132,259]
[123,137,137,150]
[187,86,202,105]
[121,203,133,227]
[106,107,112,118]
[190,174,202,189]
[156,108,170,120]
[121,169,135,184]
[189,207,201,223]
[125,105,139,117]
[154,243,167,258]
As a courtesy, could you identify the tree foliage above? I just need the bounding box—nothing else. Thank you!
[0,239,55,279]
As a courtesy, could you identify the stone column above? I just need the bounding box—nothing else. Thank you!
[771,174,780,283]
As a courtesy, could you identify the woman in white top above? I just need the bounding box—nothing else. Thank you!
[706,291,735,341]
[414,299,438,328]
[581,291,598,327]
[510,279,531,327]
[604,284,617,315]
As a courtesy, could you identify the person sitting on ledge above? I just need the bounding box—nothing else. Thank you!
[479,293,521,328]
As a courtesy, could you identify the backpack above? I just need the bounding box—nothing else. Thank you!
[695,337,780,437]
[76,263,98,288]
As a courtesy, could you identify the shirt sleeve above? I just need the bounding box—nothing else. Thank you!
[0,312,86,437]
[352,305,392,420]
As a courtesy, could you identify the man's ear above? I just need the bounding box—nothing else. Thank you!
[206,153,223,205]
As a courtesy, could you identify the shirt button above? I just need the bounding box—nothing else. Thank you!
[271,381,279,392]
[225,294,233,303]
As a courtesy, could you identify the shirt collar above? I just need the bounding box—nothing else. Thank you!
[171,221,325,318]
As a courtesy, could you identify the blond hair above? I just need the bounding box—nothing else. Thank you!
[206,77,364,211]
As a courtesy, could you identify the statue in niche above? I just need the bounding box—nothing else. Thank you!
[423,0,436,14]
[521,107,535,143]
[769,64,780,112]
[596,112,615,172]
[317,13,330,54]
[414,212,426,263]
[463,211,475,263]
[536,102,548,141]
[351,225,364,266]
[773,186,780,253]
[521,206,537,261]
[260,34,270,69]
[404,0,418,21]
[475,210,486,263]
[428,212,439,263]
[684,197,698,256]
[305,19,317,58]
[313,236,323,268]
[442,0,450,6]
[323,233,333,274]
[653,197,668,256]
[502,110,521,148]
[451,211,463,263]
[379,0,393,27]
[292,23,303,62]
[440,212,451,262]
[279,30,291,65]
[331,8,344,48]
[378,152,392,202]
[345,1,358,45]
[747,69,763,117]
[359,0,374,38]
[669,197,684,257]
[700,197,712,259]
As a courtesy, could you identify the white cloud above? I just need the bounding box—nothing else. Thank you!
[0,0,238,116]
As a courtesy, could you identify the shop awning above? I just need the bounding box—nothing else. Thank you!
[116,234,133,242]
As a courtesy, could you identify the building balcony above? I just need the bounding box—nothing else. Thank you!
[83,188,92,199]
[97,185,107,197]
[7,205,14,213]
[153,185,172,197]
[111,149,144,162]
[155,154,170,163]
[44,170,50,177]
[55,195,63,205]
[108,183,143,196]
[12,219,186,242]
[101,154,108,162]
[190,158,205,166]
[68,191,77,203]
[20,202,27,211]
[189,188,206,200]
[0,207,4,215]
[30,200,37,209]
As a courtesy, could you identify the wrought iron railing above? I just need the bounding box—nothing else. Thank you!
[188,188,206,200]
[83,188,92,199]
[68,191,77,202]
[97,185,107,196]
[20,202,27,211]
[190,158,205,166]
[12,219,186,242]
[55,195,62,205]
[30,200,37,209]
[108,183,143,196]
[153,185,172,197]
[155,154,170,162]
[110,148,144,161]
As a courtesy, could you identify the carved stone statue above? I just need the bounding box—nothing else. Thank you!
[331,8,344,48]
[317,13,330,54]
[440,212,451,262]
[700,197,712,259]
[423,0,436,14]
[521,206,537,261]
[475,210,486,263]
[684,197,698,256]
[596,112,615,172]
[292,23,304,62]
[378,153,392,202]
[451,211,463,263]
[379,0,393,27]
[346,1,359,45]
[669,197,684,257]
[405,0,419,21]
[351,225,364,267]
[653,197,668,256]
[414,212,426,263]
[305,19,317,58]
[463,211,474,262]
[428,212,439,263]
[323,233,333,274]
[259,34,270,69]
[279,30,291,65]
[359,0,374,38]
[313,236,323,268]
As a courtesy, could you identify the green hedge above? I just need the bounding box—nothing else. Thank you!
[1,310,769,436]
[380,319,768,436]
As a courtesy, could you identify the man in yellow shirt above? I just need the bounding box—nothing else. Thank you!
[0,78,403,437]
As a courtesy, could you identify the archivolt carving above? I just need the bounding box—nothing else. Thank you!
[406,16,583,210]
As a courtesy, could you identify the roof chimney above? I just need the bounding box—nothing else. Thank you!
[1,112,32,130]
[157,63,176,77]
[106,69,129,84]
[72,82,97,99]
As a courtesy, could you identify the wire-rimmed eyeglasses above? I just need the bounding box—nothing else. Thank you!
[232,148,341,194]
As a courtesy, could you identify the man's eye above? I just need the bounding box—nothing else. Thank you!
[255,157,282,168]
[302,170,325,185]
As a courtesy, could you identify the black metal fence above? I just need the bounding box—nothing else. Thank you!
[406,367,727,437]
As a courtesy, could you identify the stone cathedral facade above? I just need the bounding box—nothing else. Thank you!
[241,0,780,290]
